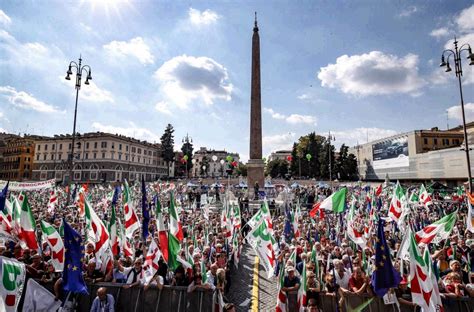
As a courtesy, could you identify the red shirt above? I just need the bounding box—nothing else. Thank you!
[348,276,364,291]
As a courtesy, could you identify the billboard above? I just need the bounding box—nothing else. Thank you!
[372,136,409,169]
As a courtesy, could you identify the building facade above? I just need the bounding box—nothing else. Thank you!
[268,150,292,162]
[32,132,168,183]
[0,135,38,181]
[349,127,468,186]
[191,147,239,178]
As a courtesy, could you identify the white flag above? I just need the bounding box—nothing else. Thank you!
[22,279,62,312]
[0,257,26,312]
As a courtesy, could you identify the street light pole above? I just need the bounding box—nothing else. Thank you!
[328,131,335,188]
[440,37,474,193]
[65,56,92,205]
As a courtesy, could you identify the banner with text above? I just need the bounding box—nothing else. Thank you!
[0,179,56,191]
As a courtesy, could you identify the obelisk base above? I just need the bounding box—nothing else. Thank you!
[247,159,265,200]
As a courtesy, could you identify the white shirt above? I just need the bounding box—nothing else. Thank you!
[123,267,145,285]
[333,269,351,289]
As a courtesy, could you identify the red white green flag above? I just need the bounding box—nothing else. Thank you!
[40,220,64,272]
[292,205,301,238]
[275,261,287,312]
[123,180,140,239]
[18,193,38,251]
[84,199,112,272]
[108,204,119,256]
[155,196,169,262]
[388,181,405,223]
[467,192,474,233]
[47,189,58,214]
[246,219,276,279]
[169,192,184,242]
[144,239,162,284]
[409,232,442,312]
[415,211,457,247]
[0,198,12,236]
[118,220,134,257]
[419,184,433,208]
[297,260,307,311]
[0,256,26,312]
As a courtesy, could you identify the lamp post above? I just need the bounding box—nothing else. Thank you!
[440,37,474,192]
[220,159,225,177]
[182,134,193,179]
[65,56,91,205]
[327,131,335,188]
[211,155,218,178]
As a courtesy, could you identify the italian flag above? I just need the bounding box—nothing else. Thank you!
[388,181,405,223]
[292,205,301,238]
[419,184,433,208]
[201,259,207,283]
[415,210,457,247]
[123,180,140,239]
[0,198,12,235]
[167,231,181,270]
[155,196,169,262]
[144,239,162,284]
[409,232,442,312]
[84,199,111,272]
[18,193,38,251]
[309,188,347,217]
[108,204,119,256]
[0,257,26,312]
[297,260,307,311]
[169,192,183,242]
[467,192,474,233]
[47,189,58,214]
[275,261,287,312]
[40,220,64,272]
[346,196,367,249]
[118,220,134,257]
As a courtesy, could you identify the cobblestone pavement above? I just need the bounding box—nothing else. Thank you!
[227,244,278,312]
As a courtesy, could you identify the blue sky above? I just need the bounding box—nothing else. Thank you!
[0,1,473,162]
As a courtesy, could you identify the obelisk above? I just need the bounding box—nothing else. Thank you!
[248,12,265,198]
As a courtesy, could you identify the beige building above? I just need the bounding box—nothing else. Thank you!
[268,150,292,162]
[191,147,239,178]
[0,135,39,181]
[349,127,468,186]
[32,132,168,182]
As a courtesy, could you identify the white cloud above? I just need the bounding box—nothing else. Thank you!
[91,122,160,143]
[263,132,296,154]
[154,55,233,108]
[188,8,220,26]
[447,103,474,122]
[263,107,317,125]
[297,94,311,100]
[0,86,62,113]
[286,114,317,125]
[332,127,399,147]
[61,77,114,103]
[430,27,450,39]
[398,6,418,18]
[457,4,474,33]
[155,101,172,115]
[263,107,285,120]
[0,9,11,26]
[318,51,426,96]
[104,37,154,65]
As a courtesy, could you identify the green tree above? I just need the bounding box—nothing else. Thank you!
[319,140,335,180]
[236,162,247,176]
[265,159,289,178]
[290,143,299,176]
[160,124,175,177]
[199,156,210,176]
[180,136,194,177]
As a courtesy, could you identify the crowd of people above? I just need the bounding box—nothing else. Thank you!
[0,179,473,311]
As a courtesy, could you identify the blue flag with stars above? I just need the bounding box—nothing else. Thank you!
[62,218,88,294]
[371,218,401,297]
[0,181,8,212]
[141,176,150,240]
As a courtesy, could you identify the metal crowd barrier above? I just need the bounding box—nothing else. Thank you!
[286,291,474,312]
[20,281,215,312]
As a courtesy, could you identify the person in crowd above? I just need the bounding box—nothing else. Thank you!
[282,266,300,292]
[90,287,115,312]
[348,266,372,295]
[117,258,144,288]
[83,259,105,284]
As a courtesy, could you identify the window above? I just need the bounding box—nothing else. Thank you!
[94,153,97,159]
[43,155,47,160]
[126,155,129,161]
[132,156,135,162]
[51,154,54,160]
[132,147,136,153]
[423,138,428,144]
[68,143,72,150]
[94,142,98,149]
[138,148,141,154]
[111,143,115,149]
[26,148,30,153]
[86,142,89,149]
[59,143,62,150]
[119,154,122,160]
[58,154,62,160]
[102,152,105,158]
[45,144,48,151]
[85,153,88,159]
[37,145,41,151]
[126,145,129,152]
[52,144,55,150]
[119,144,122,150]
[434,138,438,145]
[454,139,460,145]
[36,154,39,161]
[101,142,107,148]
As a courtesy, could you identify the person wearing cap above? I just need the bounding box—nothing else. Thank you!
[83,259,105,284]
[306,271,320,308]
[441,260,469,284]
[283,266,300,292]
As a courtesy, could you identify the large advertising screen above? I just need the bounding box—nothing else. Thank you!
[372,136,409,169]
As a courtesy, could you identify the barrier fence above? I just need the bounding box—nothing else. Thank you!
[286,291,474,312]
[20,281,215,312]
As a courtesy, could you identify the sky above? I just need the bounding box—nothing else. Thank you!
[0,1,473,162]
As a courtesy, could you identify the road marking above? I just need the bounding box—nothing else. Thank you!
[251,256,259,312]
[239,298,250,306]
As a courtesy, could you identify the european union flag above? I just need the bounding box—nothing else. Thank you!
[141,176,150,240]
[0,181,9,212]
[111,185,120,207]
[371,218,401,297]
[283,204,292,239]
[62,218,88,294]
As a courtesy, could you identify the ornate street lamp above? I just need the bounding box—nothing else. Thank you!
[440,37,474,192]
